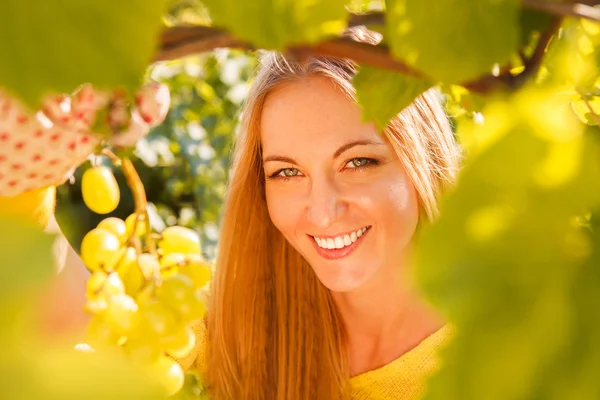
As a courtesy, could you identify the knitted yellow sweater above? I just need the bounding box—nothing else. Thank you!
[181,323,452,399]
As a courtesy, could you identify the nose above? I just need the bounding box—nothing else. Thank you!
[306,175,347,230]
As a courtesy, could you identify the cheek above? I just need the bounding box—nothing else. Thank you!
[364,172,419,238]
[265,185,301,236]
[385,178,420,240]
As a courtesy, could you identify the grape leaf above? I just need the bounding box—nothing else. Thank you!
[200,0,347,49]
[386,0,520,83]
[0,0,169,108]
[415,90,600,400]
[354,65,431,129]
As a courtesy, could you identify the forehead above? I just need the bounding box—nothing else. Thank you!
[260,76,382,154]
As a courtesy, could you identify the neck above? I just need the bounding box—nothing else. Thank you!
[330,252,445,376]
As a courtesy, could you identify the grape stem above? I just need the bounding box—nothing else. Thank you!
[102,148,158,256]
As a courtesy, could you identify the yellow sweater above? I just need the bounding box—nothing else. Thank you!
[349,324,452,399]
[181,323,453,399]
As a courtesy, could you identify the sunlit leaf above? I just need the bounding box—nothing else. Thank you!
[415,88,600,400]
[386,0,520,83]
[354,65,431,129]
[0,0,169,108]
[200,0,347,49]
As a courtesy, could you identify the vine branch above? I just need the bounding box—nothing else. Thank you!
[511,16,563,88]
[523,0,600,21]
[155,1,597,95]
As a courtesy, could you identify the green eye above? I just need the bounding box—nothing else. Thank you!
[282,168,299,177]
[351,158,369,167]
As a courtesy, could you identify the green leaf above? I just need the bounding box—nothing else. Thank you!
[386,0,520,83]
[354,65,431,129]
[519,8,553,48]
[0,0,169,108]
[0,217,55,298]
[200,0,348,49]
[415,89,600,400]
[571,96,600,126]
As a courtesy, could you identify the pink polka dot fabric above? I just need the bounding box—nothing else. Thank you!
[0,83,170,197]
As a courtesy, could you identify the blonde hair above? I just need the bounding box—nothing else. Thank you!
[207,27,461,400]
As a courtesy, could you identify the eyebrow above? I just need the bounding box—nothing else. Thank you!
[263,139,386,164]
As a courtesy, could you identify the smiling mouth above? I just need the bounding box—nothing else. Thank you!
[309,226,371,260]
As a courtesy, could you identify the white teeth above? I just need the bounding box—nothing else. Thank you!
[343,235,352,246]
[313,226,369,250]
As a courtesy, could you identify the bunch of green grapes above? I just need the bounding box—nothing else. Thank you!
[78,158,211,397]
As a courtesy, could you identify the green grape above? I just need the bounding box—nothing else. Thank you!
[114,247,144,296]
[81,166,120,214]
[104,293,138,334]
[97,217,128,243]
[85,296,108,313]
[157,275,206,320]
[104,272,125,296]
[146,355,185,396]
[158,226,201,256]
[177,290,207,321]
[123,336,161,364]
[160,252,186,278]
[80,228,122,272]
[126,213,148,238]
[86,270,108,296]
[181,253,212,289]
[160,252,186,268]
[121,264,144,297]
[115,246,137,274]
[87,316,120,346]
[156,274,194,304]
[137,253,160,280]
[162,325,196,359]
[138,298,179,337]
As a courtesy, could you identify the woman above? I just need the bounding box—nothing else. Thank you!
[189,28,462,399]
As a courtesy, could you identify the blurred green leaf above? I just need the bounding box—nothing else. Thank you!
[354,65,431,129]
[386,0,520,83]
[416,88,600,400]
[0,0,169,108]
[200,0,348,49]
[0,217,54,297]
[0,346,164,399]
[519,8,553,48]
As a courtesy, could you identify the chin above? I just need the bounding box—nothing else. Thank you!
[312,262,374,293]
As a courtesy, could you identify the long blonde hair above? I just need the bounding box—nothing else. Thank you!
[207,28,461,400]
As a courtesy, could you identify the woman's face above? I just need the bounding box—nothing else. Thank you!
[261,76,420,293]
